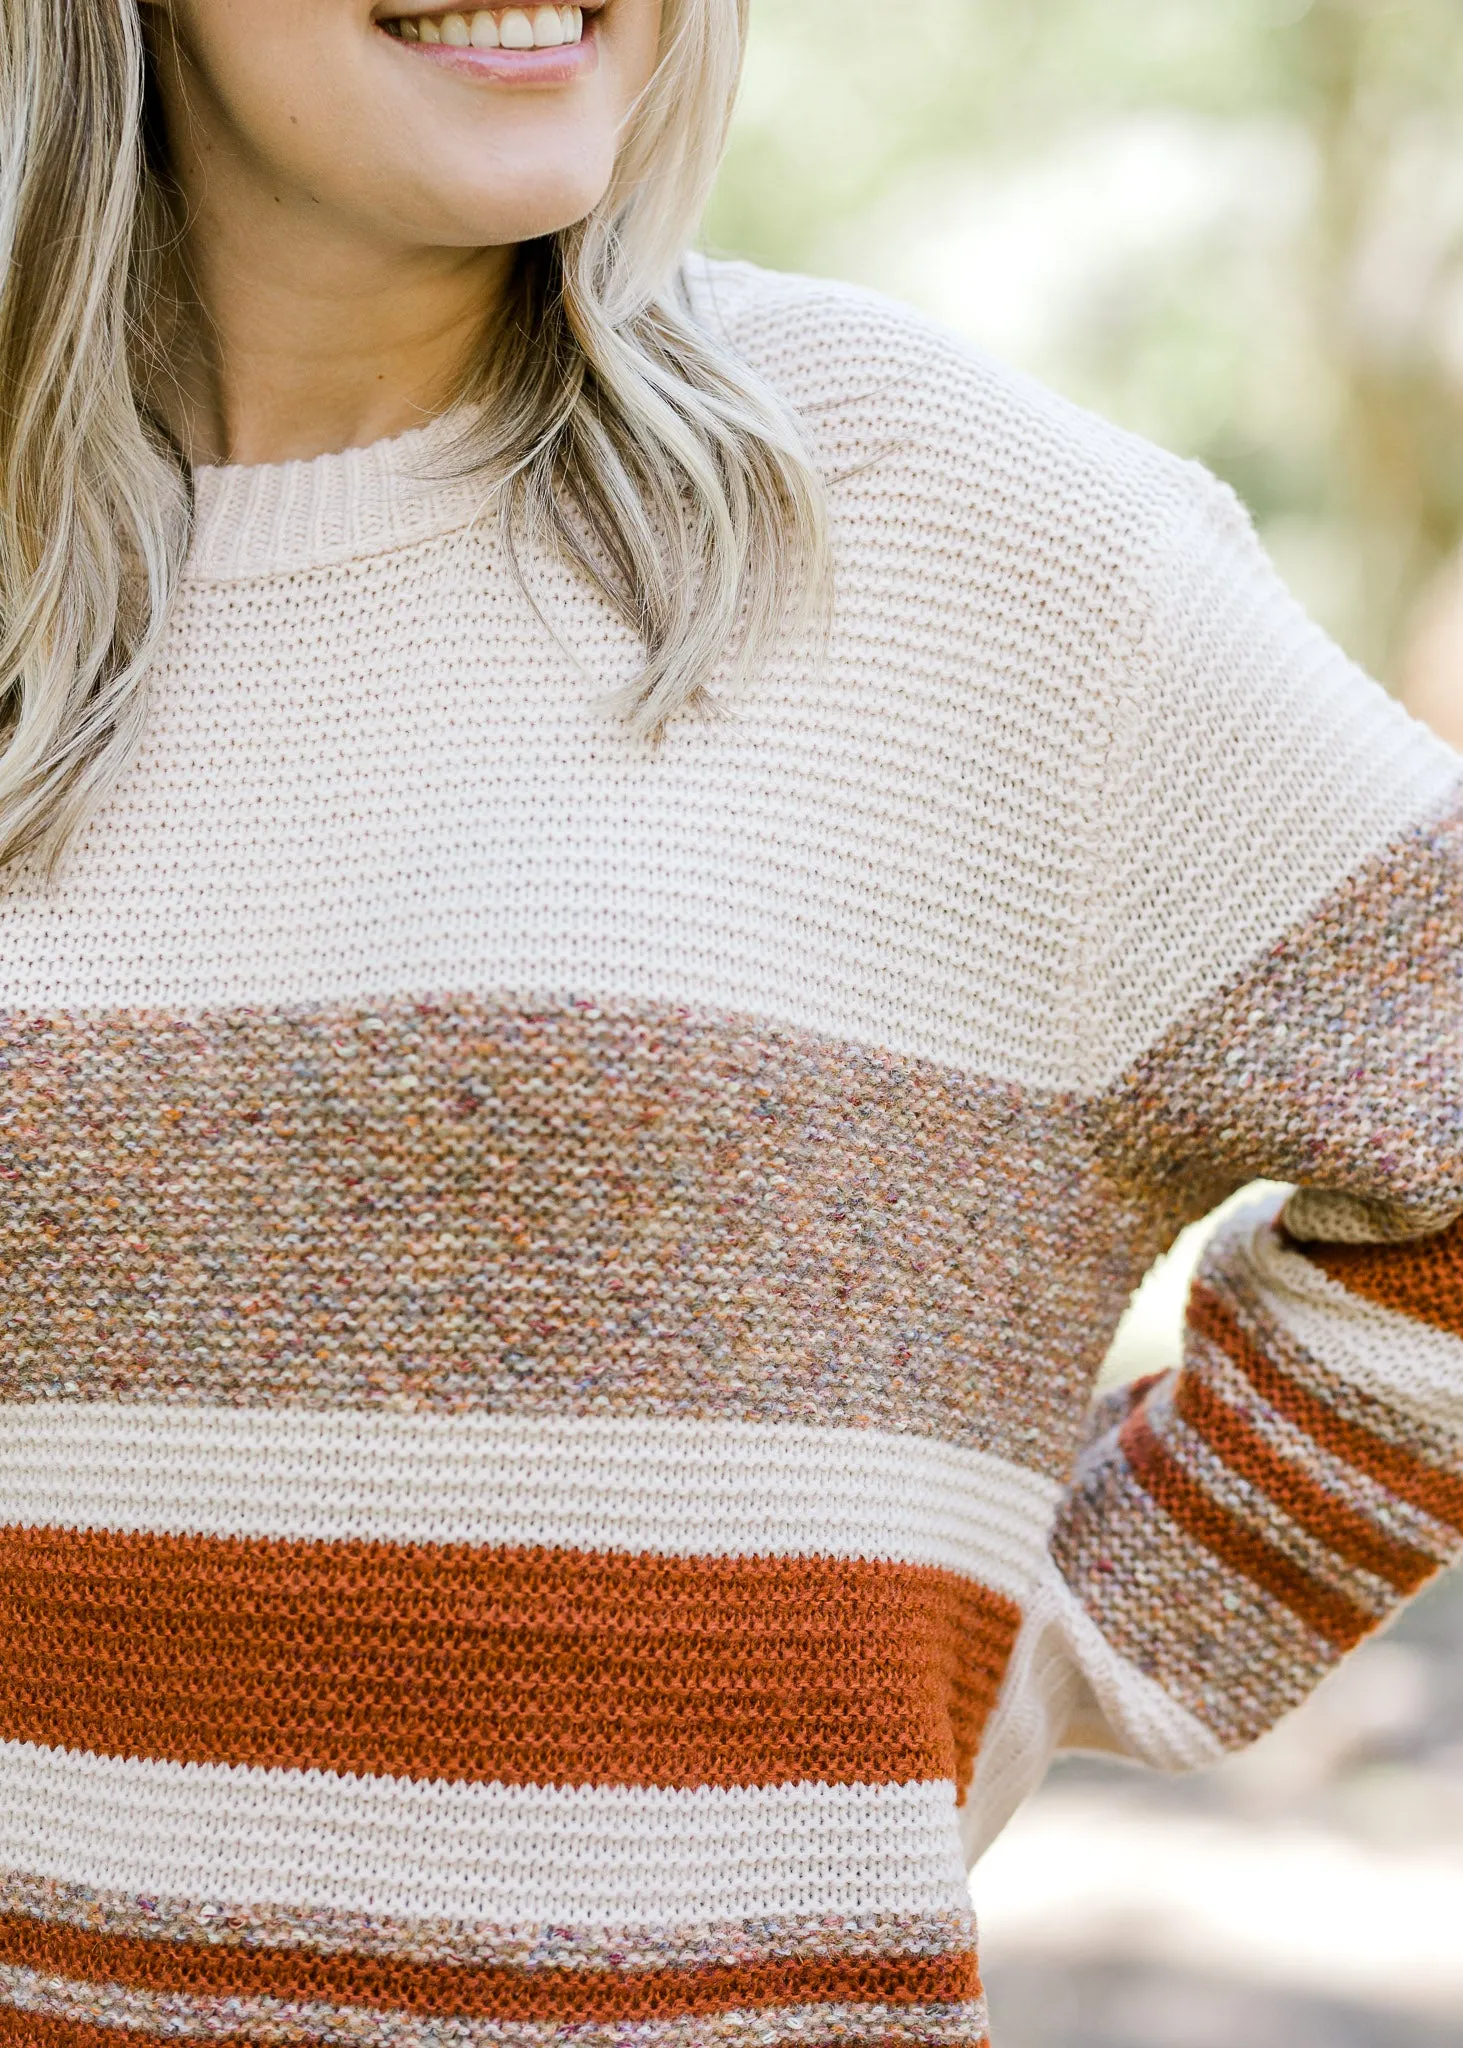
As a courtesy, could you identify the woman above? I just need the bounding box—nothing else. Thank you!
[0,4,1458,2045]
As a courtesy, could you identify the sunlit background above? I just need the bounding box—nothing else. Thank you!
[711,3,1463,2043]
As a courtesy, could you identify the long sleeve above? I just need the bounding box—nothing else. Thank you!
[964,465,1463,1858]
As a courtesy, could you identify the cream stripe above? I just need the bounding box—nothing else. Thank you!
[1243,1226,1463,1436]
[0,1406,1059,1597]
[0,1742,971,1926]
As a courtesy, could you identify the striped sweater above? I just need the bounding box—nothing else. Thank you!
[0,259,1459,2048]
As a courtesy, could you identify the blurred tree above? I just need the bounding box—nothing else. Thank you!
[708,0,1463,693]
[1294,0,1463,683]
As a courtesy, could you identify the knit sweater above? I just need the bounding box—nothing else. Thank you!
[0,257,1459,2048]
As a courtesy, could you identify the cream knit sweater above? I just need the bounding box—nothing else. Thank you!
[0,259,1459,2048]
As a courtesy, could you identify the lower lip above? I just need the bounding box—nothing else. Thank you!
[381,20,599,84]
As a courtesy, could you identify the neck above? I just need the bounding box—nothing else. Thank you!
[159,223,511,471]
[147,59,512,470]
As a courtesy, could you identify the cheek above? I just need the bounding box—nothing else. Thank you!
[166,0,344,132]
[602,0,667,100]
[162,1,383,201]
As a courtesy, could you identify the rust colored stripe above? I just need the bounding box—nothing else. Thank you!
[1190,1281,1463,1534]
[1174,1372,1439,1595]
[1118,1409,1376,1651]
[1289,1215,1463,1344]
[0,2022,132,2048]
[0,1525,1018,1796]
[0,1910,980,2023]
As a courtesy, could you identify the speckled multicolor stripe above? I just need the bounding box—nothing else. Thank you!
[0,1877,980,1974]
[1089,805,1463,1234]
[0,998,1151,1476]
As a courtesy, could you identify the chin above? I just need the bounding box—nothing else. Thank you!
[488,184,607,244]
[432,159,613,247]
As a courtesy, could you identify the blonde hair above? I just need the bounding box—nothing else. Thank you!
[0,0,827,872]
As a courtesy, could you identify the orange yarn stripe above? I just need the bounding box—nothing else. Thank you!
[1291,1213,1463,1343]
[0,1525,1018,1794]
[0,1910,981,2023]
[1189,1281,1463,1533]
[0,2021,151,2048]
[1174,1372,1439,1594]
[1118,1408,1377,1650]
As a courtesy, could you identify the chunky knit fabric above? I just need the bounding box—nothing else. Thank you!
[0,258,1459,2048]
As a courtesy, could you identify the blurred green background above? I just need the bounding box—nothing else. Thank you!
[709,0,1463,714]
[709,9,1463,2045]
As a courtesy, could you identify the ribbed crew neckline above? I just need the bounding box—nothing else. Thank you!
[188,408,492,584]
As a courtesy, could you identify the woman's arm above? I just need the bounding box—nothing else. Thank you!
[967,467,1463,1850]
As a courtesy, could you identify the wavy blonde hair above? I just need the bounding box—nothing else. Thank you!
[0,0,827,871]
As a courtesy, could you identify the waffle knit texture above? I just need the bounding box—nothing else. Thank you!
[0,258,1459,2048]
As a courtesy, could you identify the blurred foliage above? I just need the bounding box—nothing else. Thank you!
[707,0,1463,678]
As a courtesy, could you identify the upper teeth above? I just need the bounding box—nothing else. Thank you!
[388,8,584,47]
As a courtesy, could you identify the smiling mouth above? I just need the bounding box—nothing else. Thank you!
[381,7,587,48]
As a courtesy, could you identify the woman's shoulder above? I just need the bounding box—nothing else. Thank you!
[683,253,1227,549]
[684,254,1256,690]
[684,250,1245,610]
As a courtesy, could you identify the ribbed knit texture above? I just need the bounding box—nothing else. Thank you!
[0,258,1458,2048]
